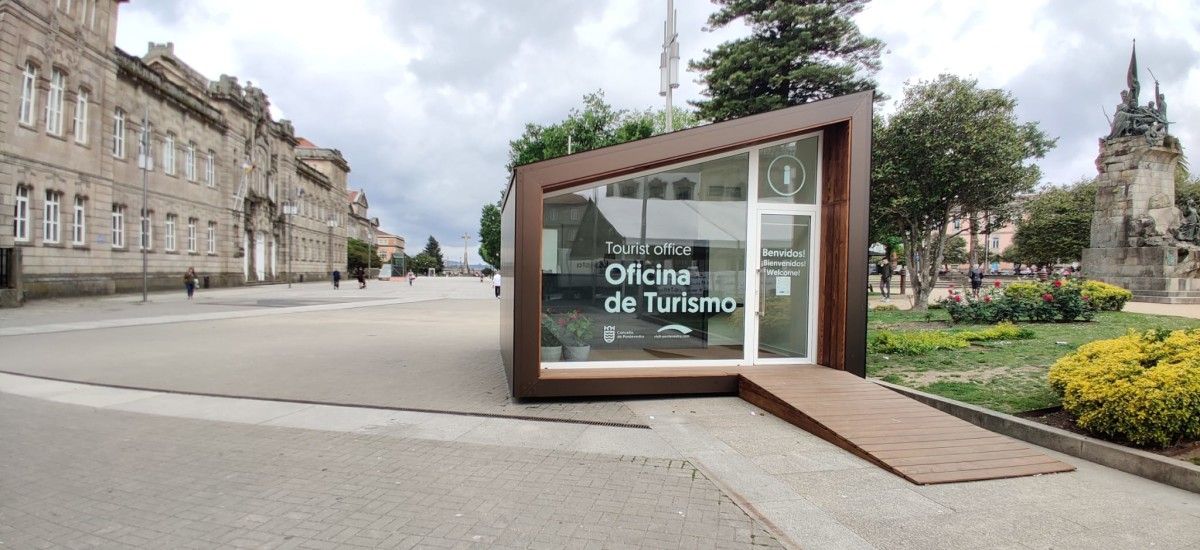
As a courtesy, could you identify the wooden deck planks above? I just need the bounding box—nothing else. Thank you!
[739,365,1075,485]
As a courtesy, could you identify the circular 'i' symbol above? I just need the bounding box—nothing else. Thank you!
[766,154,807,197]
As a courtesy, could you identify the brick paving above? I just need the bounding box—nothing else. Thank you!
[0,394,781,549]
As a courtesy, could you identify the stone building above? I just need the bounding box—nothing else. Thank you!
[0,0,358,302]
[374,230,405,264]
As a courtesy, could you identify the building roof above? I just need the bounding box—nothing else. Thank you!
[296,137,318,149]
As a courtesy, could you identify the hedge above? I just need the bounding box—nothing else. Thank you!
[1048,329,1200,447]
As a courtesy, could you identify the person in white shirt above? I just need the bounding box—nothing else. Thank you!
[492,272,502,299]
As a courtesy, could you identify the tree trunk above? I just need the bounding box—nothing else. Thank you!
[968,211,980,266]
[906,218,953,312]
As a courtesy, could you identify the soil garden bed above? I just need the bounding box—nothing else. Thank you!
[1018,407,1200,466]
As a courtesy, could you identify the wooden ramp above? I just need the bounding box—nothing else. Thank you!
[739,366,1075,485]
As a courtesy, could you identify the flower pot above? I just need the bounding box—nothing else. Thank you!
[540,346,563,362]
[563,345,591,361]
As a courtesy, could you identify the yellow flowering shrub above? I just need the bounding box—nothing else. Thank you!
[1048,329,1200,447]
[1080,280,1133,311]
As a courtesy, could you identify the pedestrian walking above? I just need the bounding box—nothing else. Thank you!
[332,269,341,289]
[357,267,366,289]
[492,271,502,299]
[407,270,415,286]
[878,258,892,301]
[968,264,984,298]
[184,267,197,300]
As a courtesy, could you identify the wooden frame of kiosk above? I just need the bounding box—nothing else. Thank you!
[500,91,872,399]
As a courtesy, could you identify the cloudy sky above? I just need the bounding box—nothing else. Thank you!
[115,0,1200,264]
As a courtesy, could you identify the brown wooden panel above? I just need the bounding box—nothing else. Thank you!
[739,366,1074,484]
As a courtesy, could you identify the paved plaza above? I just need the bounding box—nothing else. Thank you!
[2,279,1200,549]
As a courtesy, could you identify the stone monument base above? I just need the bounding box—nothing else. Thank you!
[1082,246,1200,304]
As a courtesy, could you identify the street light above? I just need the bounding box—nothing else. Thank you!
[282,186,303,288]
[326,214,337,275]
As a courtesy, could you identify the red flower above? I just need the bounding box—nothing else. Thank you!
[993,280,1002,288]
[1053,279,1063,288]
[1082,295,1090,301]
[1042,293,1054,302]
[984,295,992,302]
[954,295,962,302]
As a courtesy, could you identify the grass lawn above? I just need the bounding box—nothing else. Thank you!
[867,308,1200,414]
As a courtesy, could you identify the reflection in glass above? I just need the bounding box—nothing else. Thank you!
[758,214,812,359]
[541,153,749,363]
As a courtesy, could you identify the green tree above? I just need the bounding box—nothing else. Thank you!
[690,0,884,122]
[1013,179,1097,268]
[942,236,968,267]
[422,236,445,273]
[478,202,501,268]
[507,91,701,174]
[409,252,437,274]
[872,74,1054,310]
[346,238,375,271]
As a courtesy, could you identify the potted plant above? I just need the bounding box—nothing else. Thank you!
[559,309,594,361]
[540,314,562,362]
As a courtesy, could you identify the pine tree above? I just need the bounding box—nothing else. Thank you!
[690,0,884,122]
[422,236,445,273]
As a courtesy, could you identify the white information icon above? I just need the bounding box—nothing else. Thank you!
[766,154,807,197]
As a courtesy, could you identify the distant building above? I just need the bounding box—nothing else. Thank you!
[0,1,353,301]
[374,230,405,263]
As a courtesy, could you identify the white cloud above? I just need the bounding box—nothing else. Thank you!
[117,0,1200,263]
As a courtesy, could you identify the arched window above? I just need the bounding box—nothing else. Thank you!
[14,186,30,241]
[43,190,61,244]
[45,68,66,135]
[19,62,37,126]
[74,88,89,144]
[112,108,126,158]
[72,195,86,245]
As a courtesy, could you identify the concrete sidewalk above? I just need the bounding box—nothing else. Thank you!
[0,276,494,331]
[3,372,1199,549]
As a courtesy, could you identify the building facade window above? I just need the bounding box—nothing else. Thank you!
[72,195,85,245]
[953,219,962,230]
[187,218,197,252]
[185,142,196,181]
[14,186,30,241]
[206,221,216,254]
[204,150,215,186]
[163,133,175,175]
[112,108,125,158]
[137,122,151,166]
[19,62,37,126]
[139,209,152,250]
[991,237,1001,250]
[45,68,65,135]
[111,204,125,248]
[165,214,177,251]
[73,89,89,144]
[43,191,61,243]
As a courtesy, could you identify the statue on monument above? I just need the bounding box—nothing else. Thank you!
[1177,199,1200,244]
[1106,42,1169,145]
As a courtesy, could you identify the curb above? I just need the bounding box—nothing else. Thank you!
[875,380,1200,494]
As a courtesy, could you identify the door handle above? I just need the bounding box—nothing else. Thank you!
[757,267,766,318]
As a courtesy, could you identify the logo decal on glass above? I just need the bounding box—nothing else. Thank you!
[603,325,616,343]
[766,154,807,197]
[656,324,693,335]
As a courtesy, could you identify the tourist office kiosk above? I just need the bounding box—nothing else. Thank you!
[495,91,1076,486]
[500,92,872,399]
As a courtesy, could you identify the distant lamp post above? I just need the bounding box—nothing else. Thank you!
[326,215,337,275]
[282,187,303,288]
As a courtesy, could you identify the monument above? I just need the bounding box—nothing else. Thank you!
[1082,42,1199,303]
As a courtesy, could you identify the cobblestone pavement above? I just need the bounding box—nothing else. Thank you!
[0,394,781,549]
